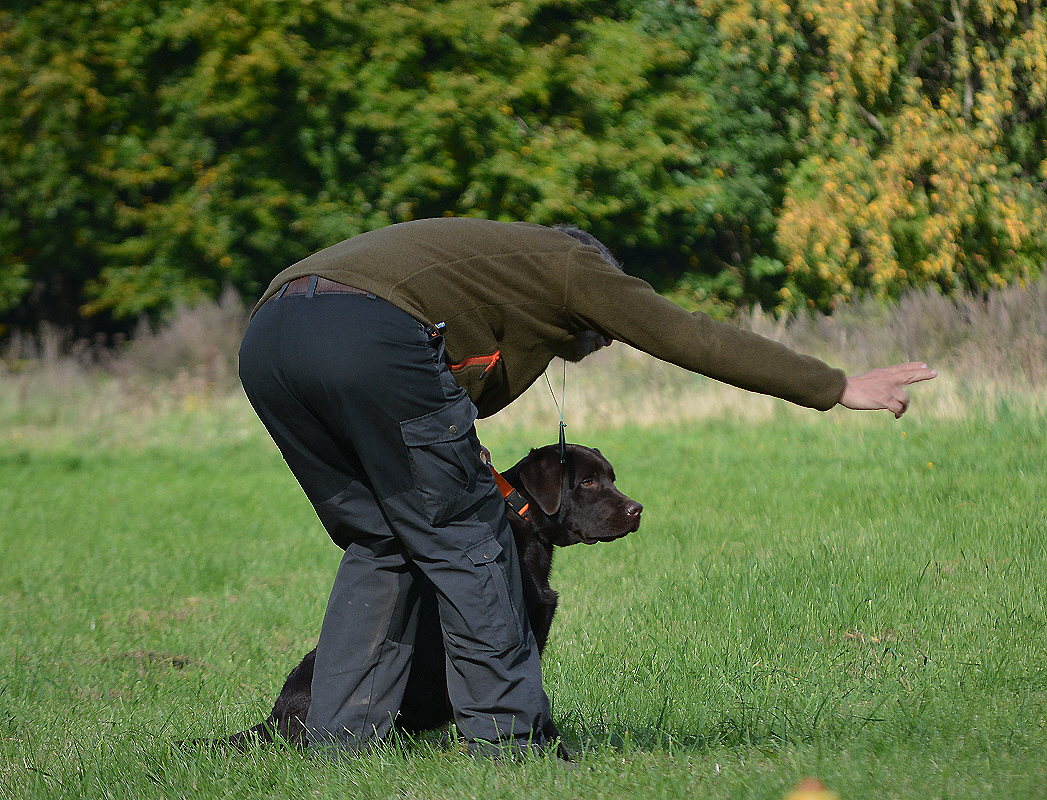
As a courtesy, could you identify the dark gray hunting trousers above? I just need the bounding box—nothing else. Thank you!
[237,288,552,755]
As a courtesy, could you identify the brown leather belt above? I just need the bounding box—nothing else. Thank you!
[279,276,369,297]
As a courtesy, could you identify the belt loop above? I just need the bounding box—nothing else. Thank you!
[306,275,318,298]
[275,282,288,299]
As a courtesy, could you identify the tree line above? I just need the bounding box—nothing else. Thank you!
[1,0,1044,340]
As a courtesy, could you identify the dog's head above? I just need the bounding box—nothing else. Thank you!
[514,443,642,546]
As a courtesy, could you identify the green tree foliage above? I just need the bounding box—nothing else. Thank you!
[2,0,743,327]
[1,0,1044,334]
[2,0,371,327]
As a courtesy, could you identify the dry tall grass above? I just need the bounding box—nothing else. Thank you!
[2,280,1045,448]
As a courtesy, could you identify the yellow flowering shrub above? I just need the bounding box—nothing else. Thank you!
[771,0,1047,308]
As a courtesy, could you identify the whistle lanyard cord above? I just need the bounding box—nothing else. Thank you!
[544,360,567,463]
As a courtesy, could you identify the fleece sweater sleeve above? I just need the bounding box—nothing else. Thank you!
[564,251,846,411]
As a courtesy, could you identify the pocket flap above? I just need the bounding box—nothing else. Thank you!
[400,393,478,447]
[465,536,503,566]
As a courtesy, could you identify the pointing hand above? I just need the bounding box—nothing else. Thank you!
[839,362,938,418]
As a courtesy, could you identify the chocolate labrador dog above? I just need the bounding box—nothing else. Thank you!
[217,443,642,749]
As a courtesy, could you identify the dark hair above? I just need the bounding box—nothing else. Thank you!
[554,225,623,271]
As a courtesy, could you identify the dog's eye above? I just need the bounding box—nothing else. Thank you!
[580,477,596,487]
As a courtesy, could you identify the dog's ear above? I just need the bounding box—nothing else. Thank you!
[517,450,563,516]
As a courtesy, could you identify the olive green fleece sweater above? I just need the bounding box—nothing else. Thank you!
[253,218,846,419]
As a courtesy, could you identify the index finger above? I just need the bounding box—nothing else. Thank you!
[890,362,938,385]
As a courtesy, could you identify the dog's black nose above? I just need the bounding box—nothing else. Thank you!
[625,502,642,519]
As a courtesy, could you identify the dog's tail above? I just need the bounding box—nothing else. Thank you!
[180,713,308,752]
[182,649,317,752]
[223,714,308,750]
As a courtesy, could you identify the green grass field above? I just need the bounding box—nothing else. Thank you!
[1,398,1045,799]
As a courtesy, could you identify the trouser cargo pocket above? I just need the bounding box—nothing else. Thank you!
[462,536,525,651]
[400,392,483,525]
